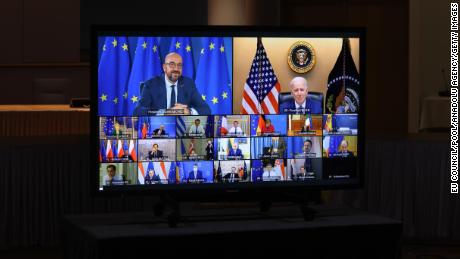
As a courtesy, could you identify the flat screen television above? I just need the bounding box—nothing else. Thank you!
[91,26,365,200]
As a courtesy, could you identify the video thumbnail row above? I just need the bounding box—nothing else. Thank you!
[99,135,357,163]
[99,114,358,139]
[99,157,357,187]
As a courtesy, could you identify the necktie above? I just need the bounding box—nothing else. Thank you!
[304,157,312,172]
[170,84,176,108]
[196,127,198,134]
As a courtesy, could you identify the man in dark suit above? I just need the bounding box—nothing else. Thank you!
[134,52,211,115]
[228,142,243,159]
[188,164,204,182]
[279,77,322,114]
[144,169,160,184]
[153,125,167,136]
[223,166,240,183]
[148,144,164,160]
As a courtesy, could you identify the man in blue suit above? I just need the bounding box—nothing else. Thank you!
[188,163,204,182]
[279,77,322,114]
[228,142,243,159]
[134,52,211,116]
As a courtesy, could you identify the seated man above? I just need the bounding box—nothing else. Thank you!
[279,77,322,114]
[102,164,124,186]
[134,52,211,116]
[148,143,164,160]
[188,164,204,183]
[153,125,167,136]
[227,142,243,159]
[262,163,281,181]
[228,121,243,136]
[336,139,355,158]
[223,166,240,183]
[188,119,205,136]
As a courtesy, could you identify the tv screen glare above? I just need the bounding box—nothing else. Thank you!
[92,26,365,195]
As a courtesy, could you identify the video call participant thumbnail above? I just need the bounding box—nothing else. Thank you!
[187,163,206,183]
[222,166,240,183]
[148,143,164,160]
[228,121,243,136]
[279,77,322,114]
[188,118,205,137]
[102,164,125,186]
[334,139,355,158]
[228,142,243,160]
[134,52,211,116]
[144,168,160,184]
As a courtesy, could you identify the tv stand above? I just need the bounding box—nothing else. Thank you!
[153,195,181,228]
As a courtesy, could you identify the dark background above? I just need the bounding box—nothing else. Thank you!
[0,0,455,258]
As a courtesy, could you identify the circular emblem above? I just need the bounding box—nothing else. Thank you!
[287,41,316,74]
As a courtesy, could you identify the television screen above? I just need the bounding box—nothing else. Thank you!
[92,27,364,194]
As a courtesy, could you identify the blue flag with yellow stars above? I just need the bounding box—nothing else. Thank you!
[98,36,131,116]
[126,37,162,116]
[195,37,232,114]
[168,37,195,79]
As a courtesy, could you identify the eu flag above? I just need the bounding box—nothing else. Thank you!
[195,37,232,114]
[126,37,162,116]
[168,37,195,79]
[98,36,131,116]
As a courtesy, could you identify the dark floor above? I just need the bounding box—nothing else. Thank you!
[1,244,460,259]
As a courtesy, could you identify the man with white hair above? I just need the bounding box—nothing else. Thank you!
[279,77,322,114]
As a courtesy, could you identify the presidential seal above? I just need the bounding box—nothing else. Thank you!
[287,41,316,74]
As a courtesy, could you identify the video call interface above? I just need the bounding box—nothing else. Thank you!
[97,35,361,189]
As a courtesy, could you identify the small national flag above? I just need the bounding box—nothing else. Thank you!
[117,140,123,158]
[325,38,360,114]
[241,38,281,114]
[138,162,145,184]
[104,117,115,137]
[129,140,137,161]
[243,161,248,180]
[106,140,114,161]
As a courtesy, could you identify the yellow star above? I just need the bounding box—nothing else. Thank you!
[152,45,157,52]
[103,44,107,51]
[142,41,147,49]
[209,42,215,50]
[212,97,218,104]
[122,43,128,51]
[100,94,107,102]
[222,91,228,99]
[200,48,204,55]
[131,95,138,103]
[220,45,224,53]
[186,45,191,52]
[111,38,117,47]
[175,41,181,49]
[202,94,206,100]
[123,92,128,99]
[113,97,118,104]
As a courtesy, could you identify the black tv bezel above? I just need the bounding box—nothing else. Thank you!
[90,25,366,200]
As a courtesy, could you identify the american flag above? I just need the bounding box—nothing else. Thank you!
[241,38,281,114]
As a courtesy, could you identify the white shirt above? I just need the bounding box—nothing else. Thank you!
[228,126,243,135]
[189,125,205,135]
[262,169,281,180]
[164,75,198,115]
[295,100,307,109]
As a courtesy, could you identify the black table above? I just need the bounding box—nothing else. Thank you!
[62,205,402,259]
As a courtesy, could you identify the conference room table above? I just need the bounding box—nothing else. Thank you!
[0,105,90,137]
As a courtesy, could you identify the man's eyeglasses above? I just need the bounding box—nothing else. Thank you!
[165,62,183,69]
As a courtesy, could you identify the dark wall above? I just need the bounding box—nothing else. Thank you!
[80,0,208,52]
